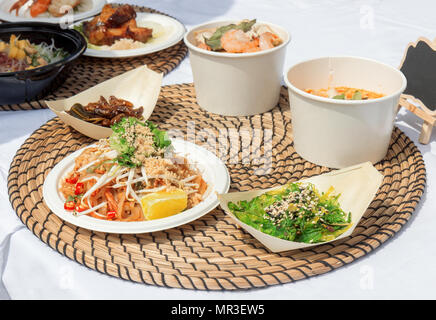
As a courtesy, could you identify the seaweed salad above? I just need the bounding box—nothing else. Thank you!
[227,182,352,243]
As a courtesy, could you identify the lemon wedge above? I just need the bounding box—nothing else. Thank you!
[140,189,188,220]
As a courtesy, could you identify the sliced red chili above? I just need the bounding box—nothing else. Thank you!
[106,211,116,220]
[74,182,84,195]
[65,175,78,184]
[64,201,75,211]
[75,204,88,213]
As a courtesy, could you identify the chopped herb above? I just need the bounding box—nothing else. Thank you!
[109,117,171,168]
[333,94,345,99]
[66,194,82,203]
[352,91,362,100]
[73,23,84,35]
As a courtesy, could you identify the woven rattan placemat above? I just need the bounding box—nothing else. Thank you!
[8,84,426,290]
[0,5,187,111]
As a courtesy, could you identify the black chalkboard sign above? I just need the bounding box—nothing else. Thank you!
[399,38,436,113]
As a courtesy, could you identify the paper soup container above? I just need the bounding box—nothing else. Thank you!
[219,162,383,252]
[184,20,290,116]
[45,65,163,140]
[284,56,407,169]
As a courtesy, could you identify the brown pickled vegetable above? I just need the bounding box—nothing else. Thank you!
[82,4,153,47]
[67,95,144,127]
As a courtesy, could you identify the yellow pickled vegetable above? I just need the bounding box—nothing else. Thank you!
[8,46,18,59]
[9,34,17,46]
[16,49,26,60]
[17,39,27,49]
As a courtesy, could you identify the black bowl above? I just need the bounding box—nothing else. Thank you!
[0,22,87,105]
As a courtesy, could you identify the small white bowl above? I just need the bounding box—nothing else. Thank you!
[184,20,290,116]
[284,56,407,169]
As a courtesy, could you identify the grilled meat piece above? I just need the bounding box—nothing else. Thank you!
[126,22,153,43]
[105,4,136,28]
[82,4,152,46]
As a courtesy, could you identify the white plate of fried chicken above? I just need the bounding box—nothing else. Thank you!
[70,4,186,58]
[0,0,106,24]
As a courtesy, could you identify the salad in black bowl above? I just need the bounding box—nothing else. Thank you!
[0,22,86,105]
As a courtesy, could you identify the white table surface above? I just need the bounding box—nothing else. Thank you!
[1,0,436,300]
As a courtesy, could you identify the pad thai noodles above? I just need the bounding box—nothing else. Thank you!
[59,117,208,221]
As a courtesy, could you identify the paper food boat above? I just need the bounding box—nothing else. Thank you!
[218,162,383,252]
[45,65,163,140]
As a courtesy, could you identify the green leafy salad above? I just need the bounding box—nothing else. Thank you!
[228,183,352,243]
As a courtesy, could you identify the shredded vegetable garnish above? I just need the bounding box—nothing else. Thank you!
[228,183,352,243]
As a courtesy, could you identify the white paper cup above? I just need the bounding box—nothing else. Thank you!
[184,20,290,116]
[284,56,407,169]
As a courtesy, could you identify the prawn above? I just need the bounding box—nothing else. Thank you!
[9,0,52,17]
[197,42,211,51]
[9,0,32,15]
[220,29,260,53]
[259,32,281,50]
[29,0,51,17]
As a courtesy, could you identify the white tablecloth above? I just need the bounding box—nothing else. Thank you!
[1,0,436,300]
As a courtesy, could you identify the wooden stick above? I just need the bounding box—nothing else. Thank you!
[398,95,435,145]
[419,121,434,145]
[398,97,436,126]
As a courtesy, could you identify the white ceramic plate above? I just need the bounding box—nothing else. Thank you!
[0,0,106,24]
[43,139,231,234]
[71,12,186,58]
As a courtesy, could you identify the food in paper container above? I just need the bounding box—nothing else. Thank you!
[305,86,385,100]
[194,19,283,53]
[67,95,144,127]
[284,56,407,168]
[218,162,383,252]
[45,65,163,140]
[183,19,290,116]
[227,182,352,244]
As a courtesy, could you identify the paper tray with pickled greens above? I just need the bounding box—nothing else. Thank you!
[218,162,383,252]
